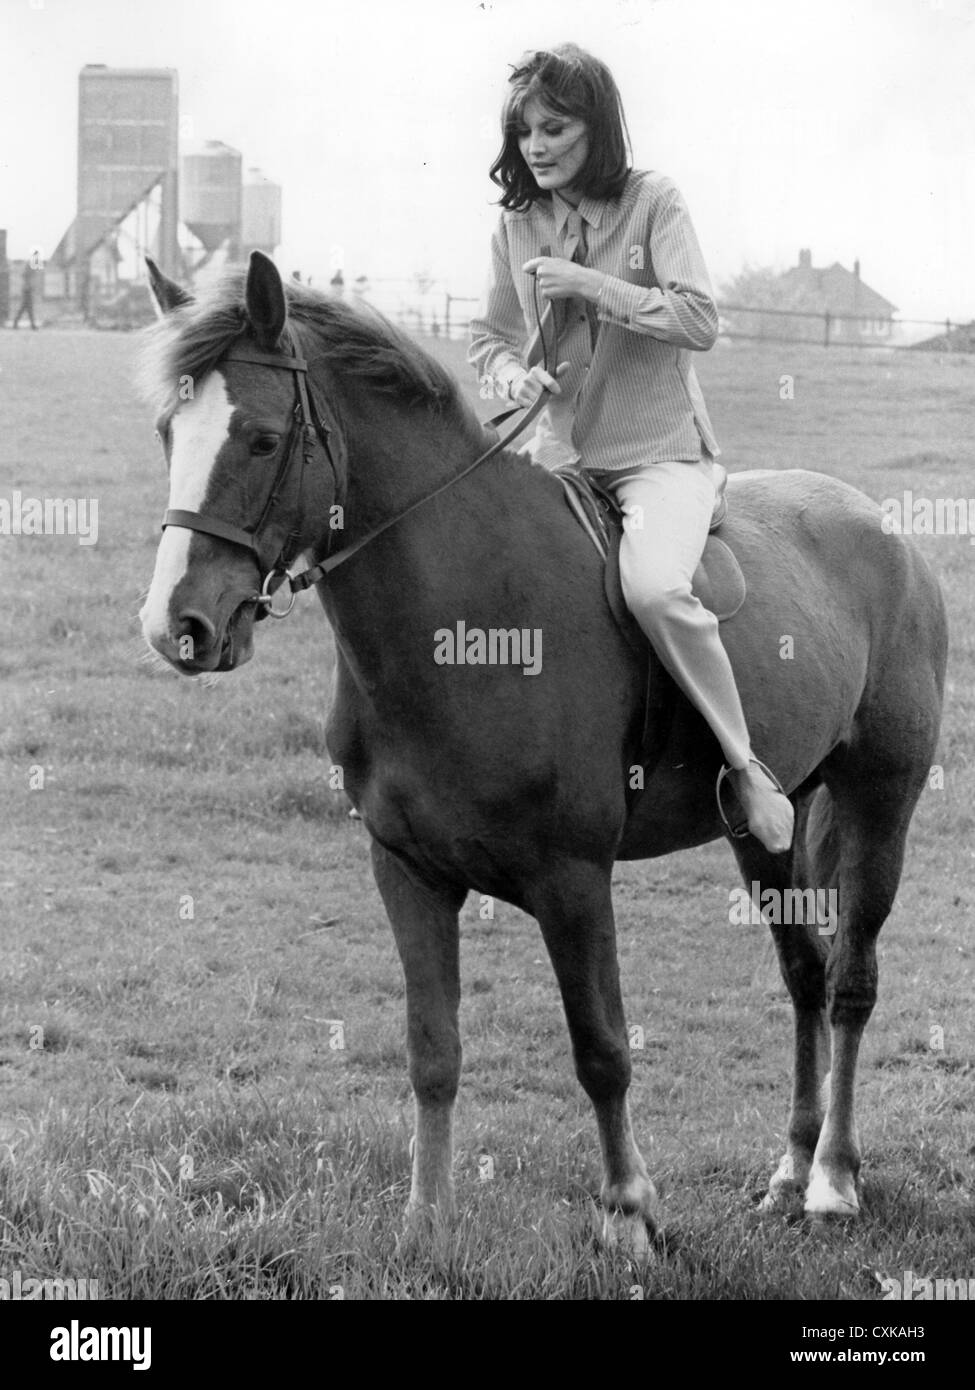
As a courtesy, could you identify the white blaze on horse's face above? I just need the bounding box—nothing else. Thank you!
[140,372,235,650]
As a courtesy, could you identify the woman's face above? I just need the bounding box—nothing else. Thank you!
[516,97,589,198]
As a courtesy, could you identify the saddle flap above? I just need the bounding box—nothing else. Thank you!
[551,464,747,644]
[604,524,746,656]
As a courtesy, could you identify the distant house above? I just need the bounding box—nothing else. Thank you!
[779,249,897,342]
[725,249,897,345]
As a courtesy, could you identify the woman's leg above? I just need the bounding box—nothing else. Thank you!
[598,459,794,853]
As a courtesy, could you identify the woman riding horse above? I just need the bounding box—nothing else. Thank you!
[469,44,793,854]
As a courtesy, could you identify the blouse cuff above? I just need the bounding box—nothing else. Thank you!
[496,361,529,402]
[596,274,649,330]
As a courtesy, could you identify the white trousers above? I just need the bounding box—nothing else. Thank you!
[591,458,753,770]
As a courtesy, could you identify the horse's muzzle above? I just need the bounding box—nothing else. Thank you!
[144,596,257,674]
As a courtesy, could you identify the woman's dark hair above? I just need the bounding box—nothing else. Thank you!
[489,44,632,211]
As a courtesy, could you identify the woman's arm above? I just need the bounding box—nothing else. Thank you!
[594,178,719,350]
[468,217,532,402]
[522,180,718,351]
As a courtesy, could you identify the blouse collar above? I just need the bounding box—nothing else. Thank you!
[549,188,606,233]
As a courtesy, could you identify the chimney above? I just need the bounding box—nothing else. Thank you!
[853,258,860,279]
[799,248,812,269]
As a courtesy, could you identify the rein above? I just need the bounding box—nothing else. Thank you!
[161,283,557,618]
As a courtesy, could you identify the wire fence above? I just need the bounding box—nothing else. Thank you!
[351,277,478,341]
[358,277,975,355]
[8,255,973,354]
[713,303,974,353]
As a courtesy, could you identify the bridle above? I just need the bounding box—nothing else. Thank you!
[161,294,557,619]
[161,330,346,619]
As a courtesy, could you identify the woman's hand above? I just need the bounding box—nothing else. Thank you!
[522,257,606,303]
[511,361,570,407]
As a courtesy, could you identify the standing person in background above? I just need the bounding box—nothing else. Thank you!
[12,258,38,330]
[468,44,793,853]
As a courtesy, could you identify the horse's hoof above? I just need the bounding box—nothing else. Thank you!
[758,1153,808,1213]
[401,1197,457,1235]
[758,1184,803,1214]
[804,1167,860,1219]
[599,1209,656,1261]
[597,1175,660,1260]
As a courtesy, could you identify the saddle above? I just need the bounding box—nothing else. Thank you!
[553,462,747,786]
[554,461,745,630]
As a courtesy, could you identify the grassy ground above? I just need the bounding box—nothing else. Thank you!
[0,328,972,1299]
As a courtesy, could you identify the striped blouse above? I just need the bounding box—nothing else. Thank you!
[468,168,721,471]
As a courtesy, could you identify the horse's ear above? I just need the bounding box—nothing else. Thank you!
[145,256,193,316]
[245,250,287,350]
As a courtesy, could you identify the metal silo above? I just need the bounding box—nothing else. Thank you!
[241,169,282,256]
[181,141,243,258]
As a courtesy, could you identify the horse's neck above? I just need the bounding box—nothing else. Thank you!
[337,383,489,527]
[322,388,560,696]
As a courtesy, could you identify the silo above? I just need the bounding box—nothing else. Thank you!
[242,169,282,256]
[181,142,243,258]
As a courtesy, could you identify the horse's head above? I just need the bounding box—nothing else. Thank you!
[139,252,341,674]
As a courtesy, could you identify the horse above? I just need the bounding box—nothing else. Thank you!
[139,250,947,1249]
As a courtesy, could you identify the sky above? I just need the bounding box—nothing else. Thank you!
[2,0,974,322]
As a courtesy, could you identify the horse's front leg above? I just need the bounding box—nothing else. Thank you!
[371,840,466,1223]
[530,860,659,1252]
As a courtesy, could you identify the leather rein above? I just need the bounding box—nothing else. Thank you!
[161,295,557,619]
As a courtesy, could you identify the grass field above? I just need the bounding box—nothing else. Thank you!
[0,327,972,1300]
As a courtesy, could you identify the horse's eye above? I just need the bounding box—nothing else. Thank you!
[252,434,280,457]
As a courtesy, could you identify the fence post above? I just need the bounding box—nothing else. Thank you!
[945,318,952,352]
[823,311,831,348]
[445,293,451,339]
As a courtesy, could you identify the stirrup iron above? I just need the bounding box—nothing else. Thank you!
[715,758,787,840]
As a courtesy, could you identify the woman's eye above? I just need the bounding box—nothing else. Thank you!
[252,435,279,456]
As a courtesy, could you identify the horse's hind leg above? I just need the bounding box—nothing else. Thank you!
[804,765,926,1218]
[371,841,466,1224]
[529,860,659,1250]
[729,786,834,1212]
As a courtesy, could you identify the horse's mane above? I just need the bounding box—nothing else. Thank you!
[139,270,464,418]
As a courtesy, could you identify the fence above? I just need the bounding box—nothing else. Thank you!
[19,254,970,353]
[357,277,975,355]
[713,303,974,353]
[349,277,480,341]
